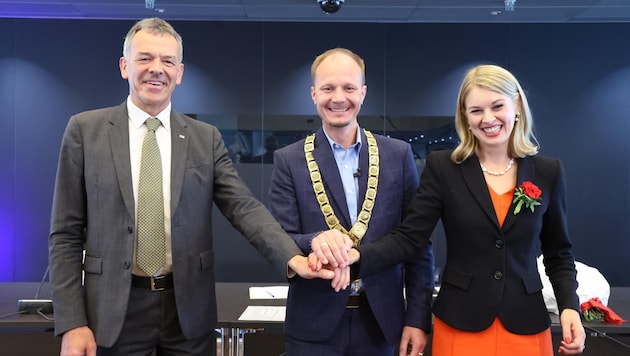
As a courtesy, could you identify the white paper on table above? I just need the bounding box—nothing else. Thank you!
[238,306,286,321]
[248,286,288,299]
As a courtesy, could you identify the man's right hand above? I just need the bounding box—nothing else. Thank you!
[60,326,97,356]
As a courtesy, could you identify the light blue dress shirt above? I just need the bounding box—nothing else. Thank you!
[322,126,362,225]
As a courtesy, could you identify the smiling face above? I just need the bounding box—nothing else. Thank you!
[119,29,184,117]
[310,52,367,132]
[464,86,520,151]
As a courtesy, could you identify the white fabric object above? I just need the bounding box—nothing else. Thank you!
[537,255,610,314]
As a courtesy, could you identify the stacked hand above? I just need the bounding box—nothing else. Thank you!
[309,229,354,268]
[288,229,353,282]
[306,230,365,291]
[290,229,363,291]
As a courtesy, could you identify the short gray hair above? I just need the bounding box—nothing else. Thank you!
[122,17,183,63]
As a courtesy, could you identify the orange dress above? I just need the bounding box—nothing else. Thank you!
[431,185,553,356]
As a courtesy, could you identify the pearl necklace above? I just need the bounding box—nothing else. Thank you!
[480,158,514,176]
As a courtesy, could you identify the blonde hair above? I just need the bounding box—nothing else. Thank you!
[311,47,366,84]
[122,17,183,63]
[451,64,539,164]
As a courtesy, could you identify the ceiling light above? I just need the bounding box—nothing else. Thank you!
[504,0,515,12]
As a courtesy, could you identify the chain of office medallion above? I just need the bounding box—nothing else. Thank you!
[304,129,379,246]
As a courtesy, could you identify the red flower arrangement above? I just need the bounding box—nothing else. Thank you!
[513,181,542,215]
[581,297,626,324]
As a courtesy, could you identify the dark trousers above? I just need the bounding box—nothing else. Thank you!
[284,303,392,356]
[97,287,216,356]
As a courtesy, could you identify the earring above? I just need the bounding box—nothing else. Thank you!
[515,112,521,121]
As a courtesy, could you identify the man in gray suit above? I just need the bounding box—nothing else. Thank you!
[48,17,343,356]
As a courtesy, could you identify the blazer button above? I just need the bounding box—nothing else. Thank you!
[123,261,131,269]
[493,271,503,280]
[127,226,133,234]
[495,240,504,249]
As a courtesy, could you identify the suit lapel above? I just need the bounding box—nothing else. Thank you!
[502,157,534,231]
[462,155,536,231]
[109,104,135,219]
[312,129,352,229]
[169,112,188,215]
[461,155,500,228]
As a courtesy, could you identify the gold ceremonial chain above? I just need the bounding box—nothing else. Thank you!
[304,129,379,246]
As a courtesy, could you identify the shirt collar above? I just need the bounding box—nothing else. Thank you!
[322,125,362,151]
[127,96,171,129]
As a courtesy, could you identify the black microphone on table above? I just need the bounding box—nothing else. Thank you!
[353,168,362,178]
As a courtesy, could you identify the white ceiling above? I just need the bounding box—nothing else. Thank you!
[0,0,629,23]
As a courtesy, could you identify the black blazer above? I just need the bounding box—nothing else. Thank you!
[357,149,579,334]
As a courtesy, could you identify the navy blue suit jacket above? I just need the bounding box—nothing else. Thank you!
[358,149,579,334]
[269,128,434,344]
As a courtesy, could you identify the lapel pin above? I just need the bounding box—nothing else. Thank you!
[179,134,185,139]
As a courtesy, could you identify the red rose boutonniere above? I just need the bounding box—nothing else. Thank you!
[513,181,542,215]
[581,297,627,324]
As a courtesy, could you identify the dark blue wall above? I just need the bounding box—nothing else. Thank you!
[1,19,628,286]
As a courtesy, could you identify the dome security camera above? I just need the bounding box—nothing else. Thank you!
[317,0,345,14]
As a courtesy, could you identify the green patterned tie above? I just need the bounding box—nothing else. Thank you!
[136,117,166,276]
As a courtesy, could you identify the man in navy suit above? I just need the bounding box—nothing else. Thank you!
[48,18,337,356]
[269,48,434,356]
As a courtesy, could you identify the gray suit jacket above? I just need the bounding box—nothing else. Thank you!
[49,102,301,347]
